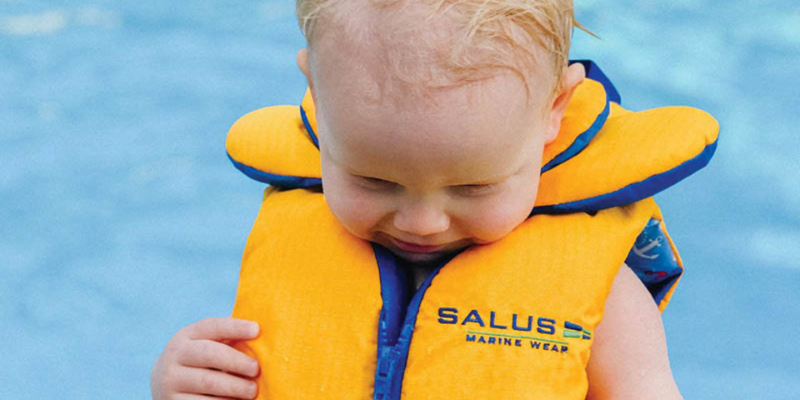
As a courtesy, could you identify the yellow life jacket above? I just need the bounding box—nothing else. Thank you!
[226,61,718,400]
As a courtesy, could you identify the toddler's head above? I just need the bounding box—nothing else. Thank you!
[296,0,585,264]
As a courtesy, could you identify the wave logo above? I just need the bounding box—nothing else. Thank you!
[563,321,592,340]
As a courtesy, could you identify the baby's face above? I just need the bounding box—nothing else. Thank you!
[301,26,569,265]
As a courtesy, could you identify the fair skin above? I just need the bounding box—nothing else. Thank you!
[151,318,260,399]
[153,9,682,400]
[588,265,684,400]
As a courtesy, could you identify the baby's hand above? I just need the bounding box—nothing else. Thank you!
[151,318,260,400]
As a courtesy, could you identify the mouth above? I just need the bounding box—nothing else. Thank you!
[389,237,445,254]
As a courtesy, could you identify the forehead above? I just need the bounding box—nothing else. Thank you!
[311,2,555,185]
[318,68,547,185]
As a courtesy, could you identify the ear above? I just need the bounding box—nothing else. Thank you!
[544,62,586,144]
[297,48,316,100]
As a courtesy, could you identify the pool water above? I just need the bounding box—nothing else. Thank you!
[1,1,798,398]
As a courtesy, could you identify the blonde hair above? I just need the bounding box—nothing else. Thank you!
[297,0,585,94]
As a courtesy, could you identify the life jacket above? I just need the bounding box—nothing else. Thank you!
[226,61,718,400]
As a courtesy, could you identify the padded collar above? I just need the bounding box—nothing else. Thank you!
[226,61,718,214]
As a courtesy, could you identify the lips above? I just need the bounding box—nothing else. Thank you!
[389,237,444,254]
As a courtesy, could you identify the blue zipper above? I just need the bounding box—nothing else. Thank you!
[371,244,455,400]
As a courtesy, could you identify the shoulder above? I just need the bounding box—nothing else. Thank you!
[585,265,683,400]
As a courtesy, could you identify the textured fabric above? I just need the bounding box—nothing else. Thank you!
[401,199,659,400]
[231,187,662,400]
[232,189,382,399]
[226,105,321,183]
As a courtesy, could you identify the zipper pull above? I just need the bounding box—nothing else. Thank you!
[373,350,397,400]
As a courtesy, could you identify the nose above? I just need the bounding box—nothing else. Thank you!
[393,200,451,237]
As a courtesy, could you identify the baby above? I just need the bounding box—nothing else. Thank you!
[152,0,715,398]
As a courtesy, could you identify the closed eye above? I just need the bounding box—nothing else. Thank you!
[356,176,398,190]
[450,183,497,196]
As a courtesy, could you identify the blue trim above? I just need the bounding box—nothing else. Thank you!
[372,247,456,400]
[540,97,610,173]
[300,105,320,149]
[532,138,718,214]
[226,152,322,188]
[570,60,621,104]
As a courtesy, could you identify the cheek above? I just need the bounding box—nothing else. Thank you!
[462,181,539,243]
[322,170,387,240]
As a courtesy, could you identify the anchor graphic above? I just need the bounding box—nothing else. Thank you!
[632,237,663,260]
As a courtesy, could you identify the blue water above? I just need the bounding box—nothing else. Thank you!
[1,1,798,398]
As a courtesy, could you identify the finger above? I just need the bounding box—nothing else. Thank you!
[184,318,259,341]
[176,366,259,399]
[178,339,259,377]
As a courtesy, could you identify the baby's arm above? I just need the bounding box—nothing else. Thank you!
[151,318,260,400]
[586,265,683,400]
